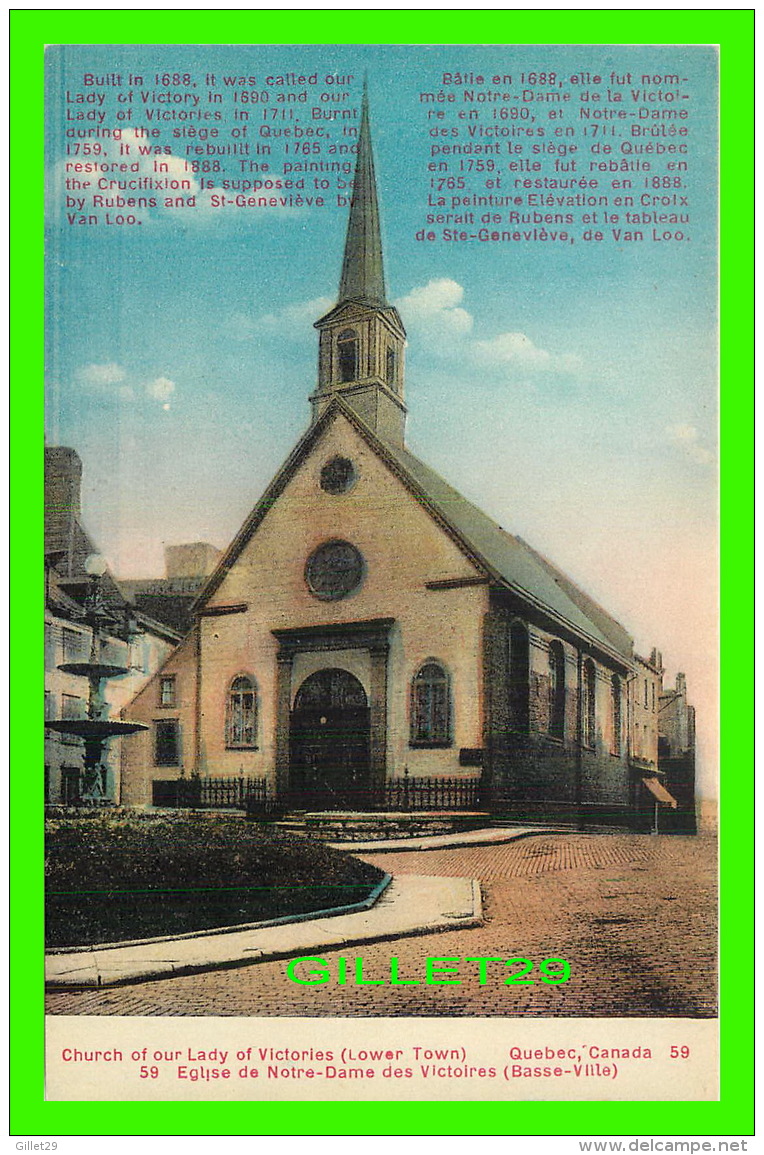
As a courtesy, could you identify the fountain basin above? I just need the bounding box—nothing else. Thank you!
[45,720,148,738]
[57,663,130,679]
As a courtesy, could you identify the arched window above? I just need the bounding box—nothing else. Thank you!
[337,329,358,383]
[410,662,451,746]
[582,659,596,748]
[226,675,257,748]
[509,622,530,733]
[611,673,622,756]
[548,641,566,739]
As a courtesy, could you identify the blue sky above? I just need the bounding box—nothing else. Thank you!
[45,43,718,787]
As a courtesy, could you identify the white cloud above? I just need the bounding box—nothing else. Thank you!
[396,278,473,340]
[666,423,715,466]
[395,278,579,378]
[79,362,126,386]
[73,362,179,406]
[145,376,176,403]
[256,296,334,329]
[77,362,135,401]
[474,331,581,374]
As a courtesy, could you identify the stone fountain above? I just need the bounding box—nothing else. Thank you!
[46,554,147,803]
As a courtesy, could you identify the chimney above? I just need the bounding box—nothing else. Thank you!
[45,447,83,574]
[164,542,221,580]
[676,672,687,695]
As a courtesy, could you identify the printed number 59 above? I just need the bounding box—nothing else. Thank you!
[670,1046,690,1059]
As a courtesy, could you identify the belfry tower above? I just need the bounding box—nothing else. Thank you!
[312,84,408,446]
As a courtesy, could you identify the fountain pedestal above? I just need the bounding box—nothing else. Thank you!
[47,663,147,803]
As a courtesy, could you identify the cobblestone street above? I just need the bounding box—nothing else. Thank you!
[45,833,717,1019]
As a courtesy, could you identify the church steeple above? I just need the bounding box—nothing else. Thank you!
[312,83,407,446]
[338,84,387,306]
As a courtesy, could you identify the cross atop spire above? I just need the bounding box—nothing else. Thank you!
[338,80,387,306]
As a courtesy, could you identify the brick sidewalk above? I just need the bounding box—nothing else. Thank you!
[45,833,717,1018]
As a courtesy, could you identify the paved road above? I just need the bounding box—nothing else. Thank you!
[45,833,717,1018]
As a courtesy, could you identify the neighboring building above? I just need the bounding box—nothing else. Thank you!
[120,542,221,636]
[659,670,696,757]
[629,650,675,832]
[45,447,180,804]
[658,669,698,833]
[120,92,692,830]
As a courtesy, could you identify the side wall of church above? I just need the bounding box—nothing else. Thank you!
[486,601,634,827]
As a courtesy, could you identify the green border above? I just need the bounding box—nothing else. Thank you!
[13,8,753,1137]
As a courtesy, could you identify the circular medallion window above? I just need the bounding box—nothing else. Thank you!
[305,540,365,601]
[320,455,357,495]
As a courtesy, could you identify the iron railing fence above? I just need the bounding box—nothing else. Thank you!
[152,773,483,813]
[377,774,481,812]
[152,776,269,811]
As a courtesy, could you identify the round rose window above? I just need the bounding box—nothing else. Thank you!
[320,456,357,495]
[305,540,364,601]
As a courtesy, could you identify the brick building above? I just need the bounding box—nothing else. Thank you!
[120,93,690,829]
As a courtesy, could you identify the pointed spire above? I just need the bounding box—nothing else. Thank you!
[338,79,387,305]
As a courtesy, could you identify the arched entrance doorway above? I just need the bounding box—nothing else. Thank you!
[289,668,371,810]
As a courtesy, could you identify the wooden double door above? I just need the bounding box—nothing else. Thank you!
[289,668,371,811]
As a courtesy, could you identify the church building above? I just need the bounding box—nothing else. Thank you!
[120,91,683,829]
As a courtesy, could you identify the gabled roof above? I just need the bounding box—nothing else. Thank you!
[194,397,634,665]
[384,440,633,662]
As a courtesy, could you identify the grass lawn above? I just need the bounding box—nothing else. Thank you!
[45,812,386,949]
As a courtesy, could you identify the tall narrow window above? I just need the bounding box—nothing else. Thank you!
[337,329,358,383]
[226,675,257,748]
[582,659,596,747]
[386,346,397,388]
[155,720,180,766]
[159,675,176,707]
[410,662,451,746]
[509,623,530,733]
[548,641,566,739]
[611,673,622,756]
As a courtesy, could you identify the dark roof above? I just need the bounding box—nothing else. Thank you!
[195,398,634,664]
[385,441,633,661]
[128,591,197,638]
[132,607,183,644]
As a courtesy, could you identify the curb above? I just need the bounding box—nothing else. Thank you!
[47,873,393,955]
[45,875,482,989]
[328,826,564,853]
